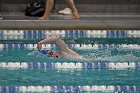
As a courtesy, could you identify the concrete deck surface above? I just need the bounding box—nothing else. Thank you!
[0,13,140,30]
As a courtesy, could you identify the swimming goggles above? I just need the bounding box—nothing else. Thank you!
[40,50,53,56]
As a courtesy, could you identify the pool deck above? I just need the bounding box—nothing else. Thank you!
[0,13,140,30]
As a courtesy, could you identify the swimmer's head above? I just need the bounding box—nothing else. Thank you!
[40,50,53,56]
[40,50,60,58]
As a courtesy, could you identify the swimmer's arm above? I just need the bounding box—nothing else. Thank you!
[37,35,60,50]
[37,35,69,51]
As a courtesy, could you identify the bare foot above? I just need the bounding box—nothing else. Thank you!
[72,15,80,19]
[72,13,80,19]
[38,16,49,20]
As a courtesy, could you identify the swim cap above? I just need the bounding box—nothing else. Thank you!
[40,50,50,55]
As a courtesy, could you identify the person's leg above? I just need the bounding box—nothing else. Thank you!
[0,15,2,19]
[65,0,80,19]
[0,10,2,19]
[38,0,54,20]
[0,14,2,19]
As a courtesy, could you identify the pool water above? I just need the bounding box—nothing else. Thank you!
[1,40,140,62]
[0,30,140,93]
[0,68,140,86]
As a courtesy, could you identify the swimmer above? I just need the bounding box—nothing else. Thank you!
[37,35,81,59]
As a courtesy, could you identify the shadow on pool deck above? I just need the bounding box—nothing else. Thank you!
[0,13,140,30]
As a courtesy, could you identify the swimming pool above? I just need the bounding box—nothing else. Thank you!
[0,30,140,93]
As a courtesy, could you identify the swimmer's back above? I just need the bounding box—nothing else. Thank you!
[60,50,81,59]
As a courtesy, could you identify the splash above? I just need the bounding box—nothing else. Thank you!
[80,48,140,62]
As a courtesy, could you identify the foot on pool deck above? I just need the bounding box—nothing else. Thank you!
[72,13,80,20]
[38,15,80,20]
[38,16,49,20]
[72,15,80,20]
